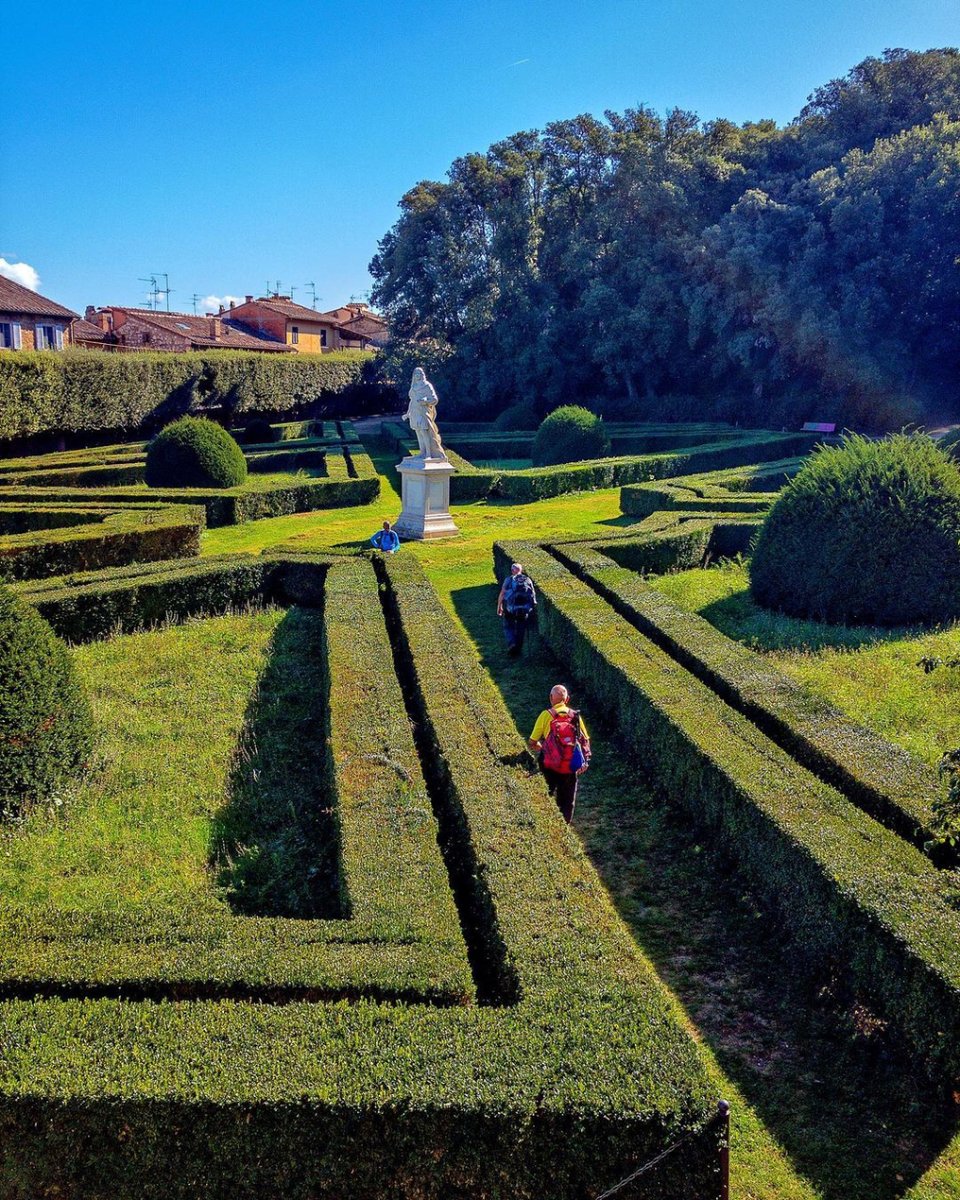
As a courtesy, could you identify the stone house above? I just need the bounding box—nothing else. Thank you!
[83,307,292,353]
[0,276,79,350]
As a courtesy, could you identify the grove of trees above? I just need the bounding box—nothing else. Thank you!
[370,49,960,430]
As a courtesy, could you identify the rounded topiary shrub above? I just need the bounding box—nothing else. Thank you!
[531,405,611,467]
[145,416,248,488]
[238,418,279,445]
[494,401,539,432]
[0,586,92,813]
[750,433,960,626]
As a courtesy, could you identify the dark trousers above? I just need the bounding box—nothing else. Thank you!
[503,613,530,655]
[541,764,578,824]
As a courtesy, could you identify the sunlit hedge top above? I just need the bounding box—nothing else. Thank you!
[750,433,960,626]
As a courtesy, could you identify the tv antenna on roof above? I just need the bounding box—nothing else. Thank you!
[139,274,159,309]
[191,294,202,315]
[267,280,281,296]
[151,272,172,311]
[305,281,320,307]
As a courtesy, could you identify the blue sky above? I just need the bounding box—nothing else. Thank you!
[1,0,957,316]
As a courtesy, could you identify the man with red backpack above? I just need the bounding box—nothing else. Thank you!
[528,684,591,824]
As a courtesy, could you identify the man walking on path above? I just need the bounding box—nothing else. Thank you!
[528,684,591,824]
[497,562,536,657]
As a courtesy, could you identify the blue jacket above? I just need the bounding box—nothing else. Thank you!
[371,528,400,552]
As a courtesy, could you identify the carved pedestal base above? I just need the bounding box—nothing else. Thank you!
[394,456,459,541]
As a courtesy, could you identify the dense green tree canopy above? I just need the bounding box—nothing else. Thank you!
[371,49,960,429]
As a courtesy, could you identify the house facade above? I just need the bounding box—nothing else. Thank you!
[0,276,79,351]
[225,295,343,353]
[83,307,292,353]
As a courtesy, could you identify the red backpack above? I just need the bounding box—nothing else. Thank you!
[541,707,583,775]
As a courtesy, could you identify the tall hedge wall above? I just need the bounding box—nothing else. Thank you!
[0,350,375,442]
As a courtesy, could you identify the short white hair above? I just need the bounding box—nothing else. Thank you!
[511,562,523,574]
[550,684,569,701]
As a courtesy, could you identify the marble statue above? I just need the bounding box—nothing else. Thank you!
[403,367,446,461]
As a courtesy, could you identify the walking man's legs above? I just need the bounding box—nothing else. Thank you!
[540,765,579,824]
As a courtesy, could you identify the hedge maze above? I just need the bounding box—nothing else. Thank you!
[0,420,378,581]
[1,547,729,1199]
[382,419,819,502]
[496,502,960,1089]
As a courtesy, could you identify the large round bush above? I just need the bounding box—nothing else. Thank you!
[531,406,611,467]
[146,417,247,488]
[0,586,92,812]
[750,434,960,625]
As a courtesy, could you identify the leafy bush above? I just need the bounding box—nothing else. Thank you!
[938,428,960,458]
[750,434,960,625]
[531,405,611,466]
[0,585,92,811]
[146,417,248,489]
[493,401,539,431]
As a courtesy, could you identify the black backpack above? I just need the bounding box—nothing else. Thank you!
[504,574,536,617]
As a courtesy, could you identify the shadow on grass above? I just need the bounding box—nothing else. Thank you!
[597,514,646,527]
[210,606,342,919]
[451,579,958,1200]
[699,587,930,654]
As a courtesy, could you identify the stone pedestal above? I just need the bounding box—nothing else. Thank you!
[394,456,459,540]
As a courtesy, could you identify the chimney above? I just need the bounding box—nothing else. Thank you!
[85,305,96,321]
[245,294,253,304]
[218,304,225,315]
[229,300,234,309]
[97,309,112,332]
[209,317,223,339]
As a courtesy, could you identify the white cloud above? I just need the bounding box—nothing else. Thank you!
[203,294,243,312]
[0,258,40,291]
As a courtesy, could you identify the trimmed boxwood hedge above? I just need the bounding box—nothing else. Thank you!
[0,349,372,442]
[0,504,203,582]
[383,421,818,502]
[0,444,379,528]
[553,533,944,857]
[0,552,724,1199]
[0,557,473,1003]
[619,457,805,520]
[499,538,960,1080]
[0,585,92,812]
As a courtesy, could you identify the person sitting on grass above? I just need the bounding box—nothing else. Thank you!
[371,520,401,554]
[528,684,591,824]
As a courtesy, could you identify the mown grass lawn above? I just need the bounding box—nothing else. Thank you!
[0,608,283,915]
[650,559,960,767]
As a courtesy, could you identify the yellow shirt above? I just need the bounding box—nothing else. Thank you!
[529,704,589,744]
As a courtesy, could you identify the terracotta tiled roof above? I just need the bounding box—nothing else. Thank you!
[115,309,291,352]
[340,314,388,340]
[69,317,108,342]
[246,297,341,325]
[0,275,78,319]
